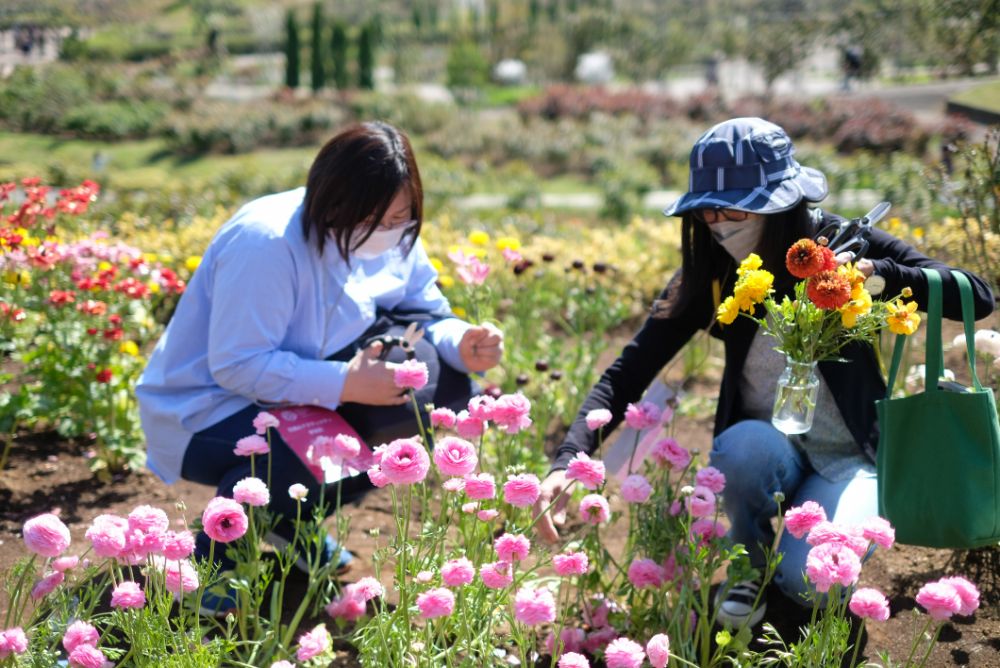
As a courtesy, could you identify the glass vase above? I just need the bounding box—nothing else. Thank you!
[771,357,820,434]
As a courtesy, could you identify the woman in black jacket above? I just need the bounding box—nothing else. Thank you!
[533,117,994,626]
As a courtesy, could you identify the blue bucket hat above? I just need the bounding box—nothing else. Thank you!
[663,117,828,217]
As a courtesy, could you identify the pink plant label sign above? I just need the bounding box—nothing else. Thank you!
[274,406,373,484]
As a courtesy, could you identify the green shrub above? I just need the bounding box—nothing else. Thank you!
[61,100,167,140]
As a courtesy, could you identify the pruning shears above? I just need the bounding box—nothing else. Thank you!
[371,321,424,361]
[813,201,892,261]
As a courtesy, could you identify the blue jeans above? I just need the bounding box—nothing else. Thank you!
[709,420,877,606]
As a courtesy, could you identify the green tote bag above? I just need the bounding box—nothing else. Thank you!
[876,268,1000,549]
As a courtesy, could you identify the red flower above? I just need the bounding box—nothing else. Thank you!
[47,290,76,306]
[807,270,852,310]
[785,239,827,278]
[95,368,113,383]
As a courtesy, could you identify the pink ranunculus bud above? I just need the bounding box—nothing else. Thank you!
[52,555,80,572]
[566,453,606,490]
[433,436,478,477]
[111,581,146,609]
[553,551,589,577]
[444,477,466,493]
[349,577,384,601]
[252,411,280,435]
[477,509,499,521]
[585,408,612,430]
[604,637,646,668]
[848,587,890,621]
[234,434,269,456]
[393,359,429,391]
[326,593,366,621]
[367,465,390,488]
[232,477,270,507]
[23,513,71,557]
[784,501,827,539]
[417,587,455,618]
[620,474,653,503]
[467,395,496,421]
[430,407,457,429]
[579,494,610,525]
[296,624,330,662]
[379,438,431,485]
[288,483,309,500]
[503,473,541,507]
[624,401,660,430]
[31,571,64,599]
[650,437,691,469]
[201,497,249,543]
[332,434,362,459]
[646,634,671,668]
[464,472,496,500]
[513,586,556,625]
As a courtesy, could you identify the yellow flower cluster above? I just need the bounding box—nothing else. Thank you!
[838,264,873,328]
[886,299,921,335]
[716,254,774,325]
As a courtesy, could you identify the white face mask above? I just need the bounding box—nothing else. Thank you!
[709,218,767,260]
[351,226,407,260]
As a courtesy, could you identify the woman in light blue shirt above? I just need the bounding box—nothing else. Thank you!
[137,122,502,602]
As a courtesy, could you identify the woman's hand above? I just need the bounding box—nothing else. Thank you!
[835,252,874,278]
[340,340,409,406]
[459,323,504,373]
[533,469,571,544]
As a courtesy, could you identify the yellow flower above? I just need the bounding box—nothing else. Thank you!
[716,296,740,325]
[120,340,140,356]
[184,256,202,272]
[429,257,444,272]
[3,270,30,286]
[147,280,161,294]
[913,227,924,240]
[143,252,160,263]
[452,306,467,319]
[21,235,40,247]
[469,231,490,246]
[838,263,865,290]
[886,299,920,335]
[438,274,455,289]
[496,236,521,252]
[737,269,774,305]
[839,288,872,328]
[737,253,763,276]
[98,261,112,272]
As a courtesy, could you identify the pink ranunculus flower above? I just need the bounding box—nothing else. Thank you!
[553,551,589,577]
[806,521,868,558]
[627,558,666,589]
[162,530,196,560]
[940,576,980,616]
[416,570,434,584]
[31,571,64,599]
[444,478,466,493]
[23,513,71,557]
[695,466,726,493]
[202,497,249,543]
[0,627,28,659]
[417,587,456,618]
[326,593,366,622]
[650,437,691,469]
[455,410,486,439]
[566,453,606,490]
[127,505,169,534]
[467,395,496,421]
[805,542,862,593]
[379,438,431,485]
[916,580,963,620]
[624,401,661,430]
[784,501,827,539]
[685,485,716,518]
[441,557,476,587]
[690,518,727,545]
[332,434,362,459]
[491,393,533,434]
[477,509,499,521]
[546,627,586,656]
[582,627,618,655]
[151,556,200,596]
[288,483,309,500]
[646,633,671,668]
[579,494,611,525]
[68,644,112,668]
[480,561,513,589]
[495,533,531,562]
[513,586,556,625]
[558,652,591,668]
[861,516,895,550]
[271,662,295,668]
[503,473,541,507]
[52,556,80,572]
[367,465,390,488]
[849,588,890,621]
[63,622,99,653]
[111,581,146,609]
[464,472,496,500]
[585,408,613,430]
[350,577,385,601]
[296,624,331,662]
[234,434,269,456]
[604,637,646,668]
[253,410,280,434]
[461,501,478,513]
[85,514,128,559]
[430,407,457,429]
[621,474,653,503]
[433,436,478,477]
[394,359,429,391]
[233,477,270,507]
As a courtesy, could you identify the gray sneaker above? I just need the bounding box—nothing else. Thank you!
[715,579,766,628]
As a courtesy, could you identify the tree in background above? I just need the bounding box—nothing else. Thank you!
[446,39,490,89]
[358,23,375,89]
[330,21,349,91]
[310,2,326,92]
[284,8,300,89]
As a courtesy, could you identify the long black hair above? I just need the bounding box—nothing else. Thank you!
[667,202,818,317]
[302,121,423,259]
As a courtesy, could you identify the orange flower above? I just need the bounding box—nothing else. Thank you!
[806,270,852,310]
[786,239,828,279]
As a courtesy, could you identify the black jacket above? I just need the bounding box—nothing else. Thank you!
[553,226,995,470]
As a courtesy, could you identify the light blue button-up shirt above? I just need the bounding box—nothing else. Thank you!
[137,188,470,484]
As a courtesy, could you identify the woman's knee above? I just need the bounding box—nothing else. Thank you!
[710,420,797,489]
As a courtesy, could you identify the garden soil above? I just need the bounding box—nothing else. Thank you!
[1,416,998,667]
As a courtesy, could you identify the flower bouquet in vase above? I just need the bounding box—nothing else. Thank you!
[717,238,921,434]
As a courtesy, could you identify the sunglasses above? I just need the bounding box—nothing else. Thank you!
[692,208,751,224]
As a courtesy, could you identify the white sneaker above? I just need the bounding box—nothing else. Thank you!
[715,579,766,628]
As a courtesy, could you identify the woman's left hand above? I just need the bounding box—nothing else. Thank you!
[459,323,504,372]
[835,252,875,278]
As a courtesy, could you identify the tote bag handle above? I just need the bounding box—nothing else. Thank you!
[884,268,983,397]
